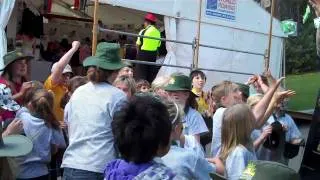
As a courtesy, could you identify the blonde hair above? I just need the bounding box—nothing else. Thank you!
[151,76,170,92]
[219,104,255,162]
[247,94,263,108]
[113,75,136,95]
[30,89,60,130]
[211,81,239,107]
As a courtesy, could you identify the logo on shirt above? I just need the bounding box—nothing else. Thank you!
[240,162,256,180]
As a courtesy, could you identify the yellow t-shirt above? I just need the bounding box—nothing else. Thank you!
[192,88,209,115]
[44,75,67,123]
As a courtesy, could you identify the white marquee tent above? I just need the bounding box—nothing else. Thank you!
[97,0,287,88]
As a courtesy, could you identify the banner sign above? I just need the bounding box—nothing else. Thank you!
[205,0,237,21]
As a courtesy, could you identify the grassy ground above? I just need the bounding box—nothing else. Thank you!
[285,72,320,111]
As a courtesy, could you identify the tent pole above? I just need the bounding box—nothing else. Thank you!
[193,0,203,69]
[265,0,276,73]
[92,0,99,55]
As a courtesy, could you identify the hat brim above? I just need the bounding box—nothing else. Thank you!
[83,56,97,68]
[164,85,190,92]
[0,135,33,157]
[98,60,126,70]
[0,100,21,112]
[83,56,125,70]
[0,56,33,72]
[164,86,199,97]
[145,18,156,23]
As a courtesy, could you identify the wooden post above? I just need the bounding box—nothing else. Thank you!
[193,0,203,69]
[92,0,99,55]
[265,0,276,73]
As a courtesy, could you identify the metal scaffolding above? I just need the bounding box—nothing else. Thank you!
[99,27,260,76]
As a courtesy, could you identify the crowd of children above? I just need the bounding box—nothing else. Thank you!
[0,41,303,180]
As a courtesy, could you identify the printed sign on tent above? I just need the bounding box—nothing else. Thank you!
[205,0,237,21]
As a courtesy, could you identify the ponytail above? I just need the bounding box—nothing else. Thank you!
[87,67,114,83]
[30,89,60,130]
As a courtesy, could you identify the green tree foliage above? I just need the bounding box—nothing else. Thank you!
[284,2,319,74]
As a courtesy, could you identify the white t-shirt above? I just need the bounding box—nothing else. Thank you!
[210,107,226,157]
[61,82,127,173]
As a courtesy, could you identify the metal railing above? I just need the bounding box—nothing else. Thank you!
[100,27,265,56]
[122,59,255,76]
[99,26,261,76]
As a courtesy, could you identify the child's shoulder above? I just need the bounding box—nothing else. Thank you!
[134,162,176,180]
[229,145,255,160]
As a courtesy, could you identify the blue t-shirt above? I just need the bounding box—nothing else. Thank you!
[225,145,257,180]
[16,108,66,178]
[183,107,208,136]
[162,145,216,179]
[251,114,302,163]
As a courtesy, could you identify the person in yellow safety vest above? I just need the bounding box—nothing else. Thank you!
[135,13,161,83]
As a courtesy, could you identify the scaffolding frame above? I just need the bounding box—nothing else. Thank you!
[92,0,273,77]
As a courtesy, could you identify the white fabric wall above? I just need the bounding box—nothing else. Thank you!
[158,17,284,89]
[0,0,16,70]
[157,17,179,77]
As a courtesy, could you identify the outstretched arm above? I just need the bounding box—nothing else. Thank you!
[252,77,284,128]
[51,41,80,84]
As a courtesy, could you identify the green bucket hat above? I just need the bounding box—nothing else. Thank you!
[83,42,125,70]
[1,50,33,71]
[83,56,97,68]
[165,74,192,92]
[0,123,33,157]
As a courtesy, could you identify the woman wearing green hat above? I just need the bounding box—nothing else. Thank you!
[165,73,208,154]
[62,42,127,180]
[0,50,33,121]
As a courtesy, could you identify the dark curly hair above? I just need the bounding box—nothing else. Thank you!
[190,69,207,81]
[112,94,171,163]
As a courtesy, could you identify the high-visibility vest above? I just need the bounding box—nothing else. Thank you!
[136,25,161,51]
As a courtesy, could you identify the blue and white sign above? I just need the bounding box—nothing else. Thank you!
[205,0,237,21]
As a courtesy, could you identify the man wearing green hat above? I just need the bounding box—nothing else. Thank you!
[165,73,208,146]
[62,42,127,180]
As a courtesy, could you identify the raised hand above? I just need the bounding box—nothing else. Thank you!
[72,41,81,50]
[261,125,272,140]
[310,0,320,17]
[20,81,32,95]
[246,75,258,85]
[275,89,296,104]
